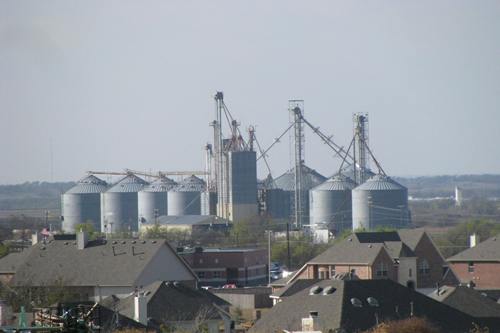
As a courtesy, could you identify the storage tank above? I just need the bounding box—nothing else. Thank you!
[352,174,409,230]
[309,174,356,233]
[138,176,177,226]
[101,173,148,233]
[274,164,327,223]
[61,175,108,233]
[201,191,217,215]
[168,175,206,216]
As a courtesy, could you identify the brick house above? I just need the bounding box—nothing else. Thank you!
[447,235,500,290]
[288,230,446,289]
[180,248,268,287]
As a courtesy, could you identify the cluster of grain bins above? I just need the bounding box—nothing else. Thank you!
[309,174,357,233]
[61,173,209,233]
[309,172,410,233]
[269,164,327,223]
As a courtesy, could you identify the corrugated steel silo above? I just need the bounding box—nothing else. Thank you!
[138,176,177,226]
[201,191,217,215]
[352,174,409,230]
[274,164,327,223]
[309,174,356,232]
[61,175,107,233]
[167,175,205,216]
[101,174,148,233]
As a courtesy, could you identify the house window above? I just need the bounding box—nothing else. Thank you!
[409,268,412,278]
[319,270,330,279]
[213,271,221,279]
[199,258,203,264]
[214,258,219,264]
[330,265,336,277]
[376,262,388,277]
[468,262,475,273]
[418,259,430,275]
[197,272,205,279]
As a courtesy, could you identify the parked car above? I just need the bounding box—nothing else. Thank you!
[270,262,283,281]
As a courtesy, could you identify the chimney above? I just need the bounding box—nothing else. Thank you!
[77,230,88,250]
[31,232,40,246]
[470,233,479,248]
[134,292,147,325]
[302,311,320,331]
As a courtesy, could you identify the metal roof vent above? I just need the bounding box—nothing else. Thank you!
[322,286,337,295]
[309,286,323,295]
[367,297,379,307]
[351,298,362,307]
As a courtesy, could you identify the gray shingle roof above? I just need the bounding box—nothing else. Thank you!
[308,238,387,265]
[10,238,187,287]
[250,279,493,333]
[100,281,229,323]
[428,286,500,319]
[0,249,32,273]
[397,229,426,251]
[448,235,500,262]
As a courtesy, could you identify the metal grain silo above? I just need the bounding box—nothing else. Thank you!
[352,174,409,231]
[309,174,356,232]
[101,173,148,233]
[138,176,177,226]
[61,175,108,233]
[167,175,205,216]
[201,191,217,215]
[274,164,327,223]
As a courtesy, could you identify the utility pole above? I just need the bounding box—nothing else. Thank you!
[286,222,291,270]
[267,230,272,285]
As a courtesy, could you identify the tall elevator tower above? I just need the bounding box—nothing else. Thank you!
[212,92,258,222]
[353,113,369,185]
[290,100,305,227]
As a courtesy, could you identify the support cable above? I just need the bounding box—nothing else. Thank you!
[300,115,354,165]
[257,120,297,161]
[254,135,275,188]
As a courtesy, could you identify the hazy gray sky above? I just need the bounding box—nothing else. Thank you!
[1,0,499,184]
